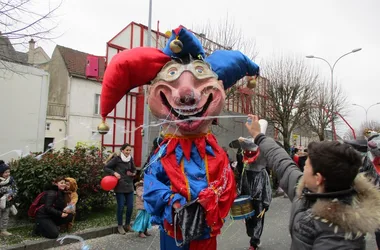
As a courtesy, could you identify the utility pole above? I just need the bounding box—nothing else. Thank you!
[141,0,153,165]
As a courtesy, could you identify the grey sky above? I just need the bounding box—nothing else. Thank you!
[35,0,380,136]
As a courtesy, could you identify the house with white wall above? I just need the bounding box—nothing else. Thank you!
[46,45,106,151]
[0,36,50,162]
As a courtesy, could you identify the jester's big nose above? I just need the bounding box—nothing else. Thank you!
[174,72,201,106]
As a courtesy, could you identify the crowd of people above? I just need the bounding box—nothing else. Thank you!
[0,159,79,239]
[0,141,154,241]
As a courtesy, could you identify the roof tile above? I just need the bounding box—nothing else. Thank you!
[57,45,105,80]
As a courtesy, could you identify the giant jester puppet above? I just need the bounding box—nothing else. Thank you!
[99,26,260,250]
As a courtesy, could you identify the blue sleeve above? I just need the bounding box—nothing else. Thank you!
[143,159,186,224]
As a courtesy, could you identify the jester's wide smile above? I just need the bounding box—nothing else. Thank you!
[160,92,213,120]
[148,60,226,134]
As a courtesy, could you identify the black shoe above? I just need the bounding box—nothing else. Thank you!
[31,226,40,237]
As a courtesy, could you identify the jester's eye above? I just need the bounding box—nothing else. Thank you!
[167,67,178,76]
[195,66,204,74]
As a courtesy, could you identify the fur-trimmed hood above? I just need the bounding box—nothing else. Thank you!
[296,173,380,235]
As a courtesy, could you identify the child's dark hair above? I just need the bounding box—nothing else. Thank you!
[53,176,66,183]
[120,143,131,150]
[307,141,362,192]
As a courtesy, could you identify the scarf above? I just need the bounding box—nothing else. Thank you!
[121,152,131,162]
[0,176,10,186]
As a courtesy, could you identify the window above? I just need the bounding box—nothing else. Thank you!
[94,94,100,115]
[46,122,51,131]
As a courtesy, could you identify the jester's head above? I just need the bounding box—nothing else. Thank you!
[100,26,259,135]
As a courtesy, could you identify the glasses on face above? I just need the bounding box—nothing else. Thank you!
[152,60,218,84]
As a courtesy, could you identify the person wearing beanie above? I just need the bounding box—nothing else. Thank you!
[0,160,17,236]
[245,115,380,250]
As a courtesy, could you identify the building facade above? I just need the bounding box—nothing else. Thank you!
[0,36,50,162]
[46,45,106,153]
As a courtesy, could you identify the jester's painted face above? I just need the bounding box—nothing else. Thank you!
[148,60,226,135]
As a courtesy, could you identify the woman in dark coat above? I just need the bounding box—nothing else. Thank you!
[34,176,74,239]
[104,143,136,235]
[246,114,380,250]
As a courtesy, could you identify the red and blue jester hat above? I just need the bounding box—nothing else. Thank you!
[99,25,260,125]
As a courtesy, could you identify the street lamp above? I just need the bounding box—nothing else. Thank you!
[142,0,153,164]
[352,102,380,124]
[306,48,362,141]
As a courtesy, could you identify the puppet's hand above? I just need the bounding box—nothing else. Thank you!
[198,188,219,212]
[173,201,181,209]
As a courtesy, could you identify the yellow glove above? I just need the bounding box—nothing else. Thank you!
[257,209,266,219]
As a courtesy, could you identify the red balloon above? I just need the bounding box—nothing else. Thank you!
[101,176,118,191]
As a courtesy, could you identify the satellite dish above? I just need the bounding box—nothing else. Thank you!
[165,31,172,38]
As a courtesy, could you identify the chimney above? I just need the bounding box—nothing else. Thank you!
[28,38,35,64]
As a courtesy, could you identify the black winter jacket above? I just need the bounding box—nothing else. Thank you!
[255,134,380,250]
[104,155,136,193]
[36,185,66,219]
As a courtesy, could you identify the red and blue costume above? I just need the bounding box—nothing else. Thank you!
[144,134,236,249]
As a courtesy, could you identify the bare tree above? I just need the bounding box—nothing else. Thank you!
[193,15,259,111]
[343,128,357,140]
[305,81,348,141]
[262,56,317,152]
[0,0,61,67]
[193,14,258,60]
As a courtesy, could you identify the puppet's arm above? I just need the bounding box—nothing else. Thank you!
[143,160,186,222]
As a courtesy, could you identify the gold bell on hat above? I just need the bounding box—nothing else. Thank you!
[169,36,183,54]
[247,76,258,89]
[97,120,110,135]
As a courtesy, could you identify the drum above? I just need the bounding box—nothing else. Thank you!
[230,195,255,220]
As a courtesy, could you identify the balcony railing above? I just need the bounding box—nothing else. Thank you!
[47,103,66,117]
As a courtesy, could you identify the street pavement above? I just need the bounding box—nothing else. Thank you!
[48,197,377,250]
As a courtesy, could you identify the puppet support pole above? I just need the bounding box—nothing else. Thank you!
[142,0,153,163]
